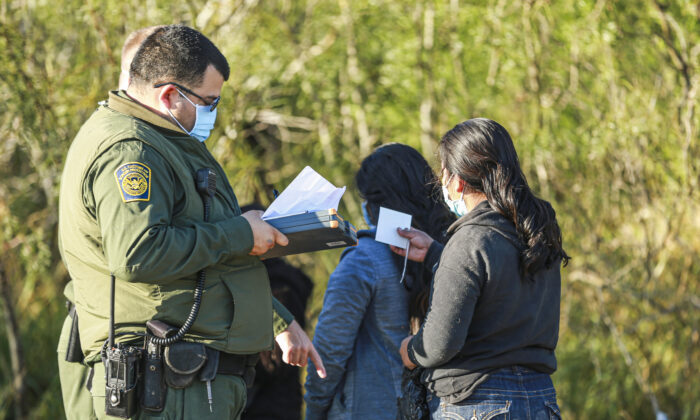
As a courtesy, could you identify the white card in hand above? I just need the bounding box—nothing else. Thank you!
[375,207,412,249]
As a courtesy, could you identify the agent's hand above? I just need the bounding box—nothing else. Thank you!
[241,210,288,256]
[390,227,434,263]
[400,335,417,370]
[275,320,327,378]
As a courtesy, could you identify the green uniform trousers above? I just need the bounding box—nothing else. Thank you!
[58,314,97,420]
[89,360,247,420]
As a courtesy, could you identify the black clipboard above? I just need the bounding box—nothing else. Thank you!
[261,209,358,259]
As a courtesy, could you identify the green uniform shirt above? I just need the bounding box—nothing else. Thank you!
[58,91,292,363]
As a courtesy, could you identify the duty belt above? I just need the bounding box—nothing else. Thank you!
[87,347,260,391]
[217,351,260,389]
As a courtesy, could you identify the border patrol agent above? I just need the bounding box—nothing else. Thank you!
[58,25,320,419]
[57,26,163,420]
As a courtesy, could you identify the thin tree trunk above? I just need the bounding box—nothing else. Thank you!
[339,0,372,158]
[418,0,435,158]
[0,260,26,420]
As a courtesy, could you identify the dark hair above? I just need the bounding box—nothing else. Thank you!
[356,143,453,239]
[120,26,165,69]
[356,143,455,330]
[129,24,229,88]
[439,118,570,277]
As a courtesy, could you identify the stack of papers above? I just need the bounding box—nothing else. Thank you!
[262,166,346,220]
[258,166,356,258]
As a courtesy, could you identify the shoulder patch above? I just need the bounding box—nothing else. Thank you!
[114,162,151,202]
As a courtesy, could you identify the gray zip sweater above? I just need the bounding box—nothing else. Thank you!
[407,201,561,402]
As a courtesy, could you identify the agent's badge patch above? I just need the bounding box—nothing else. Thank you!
[114,162,151,202]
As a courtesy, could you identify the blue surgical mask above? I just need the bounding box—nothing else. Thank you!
[442,174,468,217]
[167,88,218,142]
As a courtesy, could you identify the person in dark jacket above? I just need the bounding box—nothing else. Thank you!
[394,118,570,419]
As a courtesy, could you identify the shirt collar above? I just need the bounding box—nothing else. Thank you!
[107,90,187,136]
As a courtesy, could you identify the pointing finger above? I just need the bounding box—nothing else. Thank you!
[309,344,326,379]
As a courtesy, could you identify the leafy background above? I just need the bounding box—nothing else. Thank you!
[0,0,698,419]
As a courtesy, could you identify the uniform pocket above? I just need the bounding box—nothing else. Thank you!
[441,400,511,420]
[545,400,561,420]
[219,263,273,352]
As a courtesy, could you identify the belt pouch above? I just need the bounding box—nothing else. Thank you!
[141,340,166,412]
[199,347,219,383]
[244,355,259,388]
[164,342,207,389]
[65,305,84,363]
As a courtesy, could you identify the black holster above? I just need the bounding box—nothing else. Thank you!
[65,302,84,363]
[140,320,175,412]
[141,340,166,412]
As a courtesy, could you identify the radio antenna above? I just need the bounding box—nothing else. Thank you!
[109,273,115,349]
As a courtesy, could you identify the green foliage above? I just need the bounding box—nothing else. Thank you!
[0,0,698,419]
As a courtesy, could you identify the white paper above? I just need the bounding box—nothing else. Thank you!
[262,166,346,219]
[375,207,412,249]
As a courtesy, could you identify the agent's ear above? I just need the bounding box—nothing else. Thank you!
[157,84,179,110]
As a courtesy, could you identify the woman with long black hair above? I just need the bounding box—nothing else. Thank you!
[395,118,569,419]
[304,143,453,419]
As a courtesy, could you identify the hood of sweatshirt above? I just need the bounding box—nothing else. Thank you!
[446,200,523,250]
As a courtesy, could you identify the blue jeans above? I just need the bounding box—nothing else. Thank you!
[426,366,561,420]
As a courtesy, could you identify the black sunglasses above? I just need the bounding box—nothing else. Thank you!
[153,81,221,111]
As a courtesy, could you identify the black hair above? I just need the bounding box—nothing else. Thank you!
[356,143,453,240]
[439,118,570,277]
[356,143,455,330]
[129,24,229,88]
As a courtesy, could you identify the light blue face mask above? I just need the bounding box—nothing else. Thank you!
[167,88,218,142]
[361,201,376,228]
[442,174,468,217]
